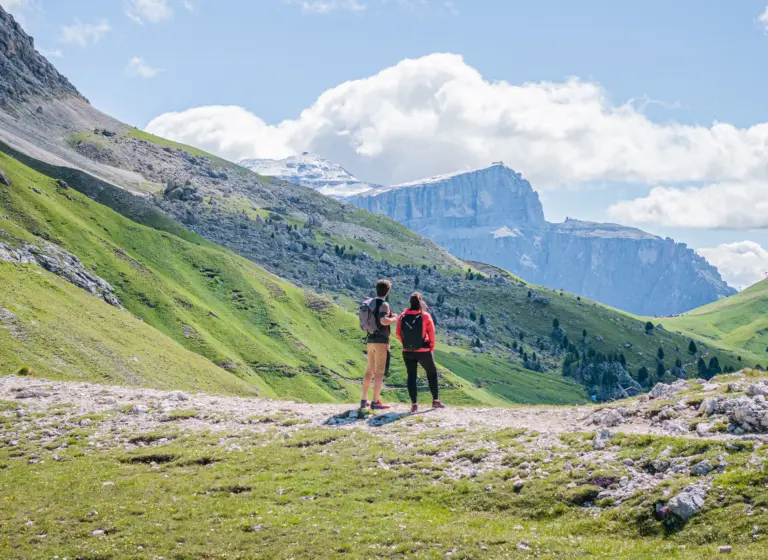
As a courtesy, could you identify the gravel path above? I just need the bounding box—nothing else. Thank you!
[0,375,735,440]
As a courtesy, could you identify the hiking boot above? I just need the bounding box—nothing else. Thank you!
[410,403,419,414]
[432,399,446,409]
[360,400,369,409]
[370,400,391,410]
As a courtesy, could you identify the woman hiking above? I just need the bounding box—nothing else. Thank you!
[396,292,446,413]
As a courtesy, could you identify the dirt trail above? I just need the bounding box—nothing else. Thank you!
[0,375,729,440]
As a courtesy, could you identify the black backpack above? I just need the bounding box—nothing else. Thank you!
[401,313,428,350]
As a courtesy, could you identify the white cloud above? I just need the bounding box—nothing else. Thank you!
[282,0,366,13]
[182,0,197,11]
[39,48,63,59]
[759,6,768,32]
[126,0,173,24]
[3,0,28,13]
[146,53,768,190]
[61,19,111,47]
[698,241,768,290]
[607,182,768,229]
[125,57,163,79]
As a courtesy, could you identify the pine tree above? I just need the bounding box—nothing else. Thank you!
[582,329,587,338]
[645,321,654,334]
[553,318,560,329]
[637,366,649,385]
[675,358,682,368]
[688,340,698,354]
[479,314,486,326]
[414,275,420,288]
[469,310,477,322]
[657,347,665,360]
[697,357,708,378]
[708,357,721,377]
[656,361,665,379]
[532,351,537,362]
[455,307,460,318]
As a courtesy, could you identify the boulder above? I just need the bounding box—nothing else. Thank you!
[0,170,10,186]
[593,428,613,450]
[747,382,768,397]
[660,420,689,435]
[699,397,720,416]
[691,460,714,477]
[668,487,706,521]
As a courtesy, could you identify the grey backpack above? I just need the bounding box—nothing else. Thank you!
[359,297,382,335]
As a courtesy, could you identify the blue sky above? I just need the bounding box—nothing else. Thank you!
[6,0,768,287]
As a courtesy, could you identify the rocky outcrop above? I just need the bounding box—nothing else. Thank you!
[0,6,86,106]
[0,231,120,306]
[350,165,735,316]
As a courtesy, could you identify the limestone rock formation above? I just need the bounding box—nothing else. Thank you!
[349,164,735,315]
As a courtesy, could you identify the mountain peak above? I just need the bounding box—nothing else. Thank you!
[239,152,376,197]
[0,5,86,106]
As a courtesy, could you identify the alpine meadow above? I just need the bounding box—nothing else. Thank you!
[1,3,768,559]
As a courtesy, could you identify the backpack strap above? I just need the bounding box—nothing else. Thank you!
[373,298,383,334]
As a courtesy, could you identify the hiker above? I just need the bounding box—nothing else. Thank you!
[396,292,446,413]
[359,280,397,410]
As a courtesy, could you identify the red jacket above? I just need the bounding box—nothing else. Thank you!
[396,309,436,352]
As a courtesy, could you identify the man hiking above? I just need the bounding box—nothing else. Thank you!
[359,280,397,410]
[396,292,446,413]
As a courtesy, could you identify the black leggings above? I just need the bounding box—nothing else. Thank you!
[403,351,439,403]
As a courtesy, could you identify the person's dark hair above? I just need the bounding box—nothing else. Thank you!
[376,279,392,298]
[409,291,426,311]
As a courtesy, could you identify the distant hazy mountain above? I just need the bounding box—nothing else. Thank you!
[348,164,736,316]
[239,152,376,197]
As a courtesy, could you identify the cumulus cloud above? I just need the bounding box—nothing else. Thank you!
[698,241,768,290]
[759,6,768,32]
[61,19,111,47]
[607,182,768,229]
[126,0,173,24]
[283,0,366,13]
[146,53,768,189]
[125,57,163,79]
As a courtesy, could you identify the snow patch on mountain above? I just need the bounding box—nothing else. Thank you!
[493,226,522,239]
[239,152,376,197]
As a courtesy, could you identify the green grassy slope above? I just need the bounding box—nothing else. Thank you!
[0,263,256,395]
[0,153,370,401]
[663,279,768,365]
[435,349,587,405]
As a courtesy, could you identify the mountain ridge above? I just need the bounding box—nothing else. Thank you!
[243,154,734,316]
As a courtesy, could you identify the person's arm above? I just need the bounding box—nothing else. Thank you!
[395,314,403,344]
[425,313,436,351]
[379,303,397,326]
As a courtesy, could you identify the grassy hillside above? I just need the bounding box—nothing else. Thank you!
[663,279,768,366]
[0,153,370,401]
[0,263,256,395]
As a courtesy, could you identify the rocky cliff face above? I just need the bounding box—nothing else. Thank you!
[0,5,85,106]
[350,165,735,316]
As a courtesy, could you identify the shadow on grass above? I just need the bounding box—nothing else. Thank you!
[324,407,436,428]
